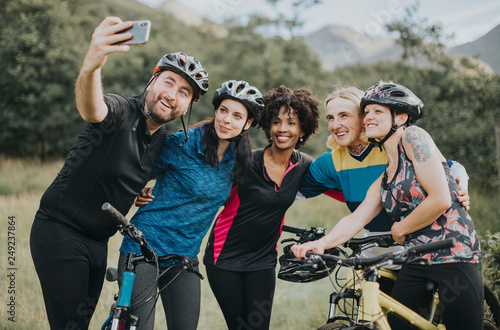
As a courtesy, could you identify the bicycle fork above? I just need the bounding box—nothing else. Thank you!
[327,289,360,325]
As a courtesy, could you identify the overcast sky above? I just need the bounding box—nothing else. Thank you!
[138,0,500,46]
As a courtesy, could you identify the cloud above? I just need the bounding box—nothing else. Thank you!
[435,0,500,25]
[138,0,500,44]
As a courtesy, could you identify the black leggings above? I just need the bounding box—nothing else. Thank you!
[30,218,107,329]
[117,253,201,330]
[207,267,276,330]
[390,262,483,330]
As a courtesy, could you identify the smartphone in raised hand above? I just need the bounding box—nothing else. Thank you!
[115,20,151,45]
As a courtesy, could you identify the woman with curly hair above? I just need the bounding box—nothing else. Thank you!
[203,85,321,330]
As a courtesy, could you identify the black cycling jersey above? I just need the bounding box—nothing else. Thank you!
[204,148,313,272]
[35,93,166,241]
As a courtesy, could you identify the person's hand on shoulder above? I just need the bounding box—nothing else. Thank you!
[455,178,470,211]
[135,187,155,207]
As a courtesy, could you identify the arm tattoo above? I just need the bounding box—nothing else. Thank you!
[405,127,433,163]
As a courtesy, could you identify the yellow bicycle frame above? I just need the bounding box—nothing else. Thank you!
[341,269,445,329]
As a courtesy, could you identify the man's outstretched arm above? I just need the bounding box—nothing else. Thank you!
[75,17,132,123]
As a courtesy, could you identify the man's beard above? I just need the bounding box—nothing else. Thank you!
[145,95,178,125]
[150,108,175,125]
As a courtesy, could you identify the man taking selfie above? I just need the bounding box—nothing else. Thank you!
[30,16,209,329]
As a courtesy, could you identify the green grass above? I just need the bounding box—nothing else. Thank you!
[0,157,64,196]
[0,158,498,329]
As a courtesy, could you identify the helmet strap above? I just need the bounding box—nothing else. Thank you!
[368,109,403,151]
[178,104,193,147]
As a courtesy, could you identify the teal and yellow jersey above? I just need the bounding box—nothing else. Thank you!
[299,144,394,231]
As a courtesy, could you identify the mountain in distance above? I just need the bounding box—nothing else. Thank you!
[155,0,499,74]
[303,25,403,70]
[304,24,500,74]
[449,24,500,74]
[157,0,227,38]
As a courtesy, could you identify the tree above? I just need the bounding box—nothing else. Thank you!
[0,0,102,159]
[265,0,322,37]
[199,15,330,152]
[385,2,454,69]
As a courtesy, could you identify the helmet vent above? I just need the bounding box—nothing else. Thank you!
[391,91,406,97]
[179,54,187,65]
[236,84,245,93]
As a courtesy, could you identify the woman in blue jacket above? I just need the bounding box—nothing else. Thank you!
[118,80,264,330]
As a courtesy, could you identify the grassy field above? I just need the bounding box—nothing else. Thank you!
[0,157,498,329]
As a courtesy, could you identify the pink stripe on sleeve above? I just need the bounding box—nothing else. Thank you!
[212,185,240,264]
[276,215,286,252]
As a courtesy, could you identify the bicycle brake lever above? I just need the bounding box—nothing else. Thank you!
[193,269,204,280]
[180,259,205,280]
[140,245,157,262]
[120,224,146,244]
[377,236,397,248]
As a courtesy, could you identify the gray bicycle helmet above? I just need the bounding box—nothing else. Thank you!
[152,52,209,102]
[212,80,264,126]
[360,82,423,124]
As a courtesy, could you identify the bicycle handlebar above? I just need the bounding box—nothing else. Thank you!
[282,225,305,234]
[306,238,457,269]
[102,202,156,260]
[102,202,130,227]
[102,202,204,279]
[342,235,396,250]
[406,238,456,256]
[130,254,204,280]
[282,225,396,251]
[281,225,326,244]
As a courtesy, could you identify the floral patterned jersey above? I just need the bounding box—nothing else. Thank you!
[380,140,481,265]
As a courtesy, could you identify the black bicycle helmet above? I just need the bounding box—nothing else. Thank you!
[360,82,423,149]
[152,52,209,102]
[360,82,423,124]
[277,245,340,283]
[212,80,264,126]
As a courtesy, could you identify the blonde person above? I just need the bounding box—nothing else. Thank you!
[293,82,482,329]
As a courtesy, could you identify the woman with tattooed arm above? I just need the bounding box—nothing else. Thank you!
[292,82,482,330]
